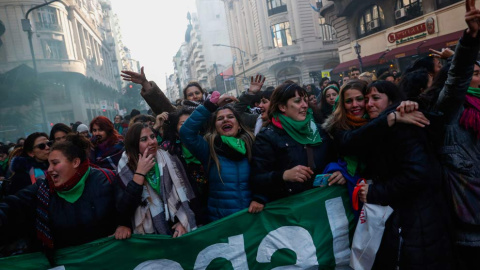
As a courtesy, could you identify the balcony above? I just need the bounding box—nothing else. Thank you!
[268,5,287,16]
[35,22,62,32]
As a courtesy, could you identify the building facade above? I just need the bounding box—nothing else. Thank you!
[321,0,464,76]
[0,0,134,139]
[220,0,339,89]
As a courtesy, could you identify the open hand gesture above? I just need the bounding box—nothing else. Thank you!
[249,75,266,94]
[121,67,151,91]
[466,0,480,38]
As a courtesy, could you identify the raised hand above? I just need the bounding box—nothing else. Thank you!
[217,93,239,107]
[466,0,480,38]
[429,48,454,59]
[121,66,151,91]
[153,112,169,131]
[249,75,266,94]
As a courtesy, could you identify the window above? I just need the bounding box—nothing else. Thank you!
[44,40,65,59]
[319,17,336,41]
[83,29,93,60]
[267,0,287,16]
[395,0,423,23]
[358,5,385,37]
[271,22,292,48]
[36,6,61,31]
[436,0,461,9]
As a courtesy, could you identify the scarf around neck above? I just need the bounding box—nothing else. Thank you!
[272,109,323,146]
[346,114,369,128]
[146,163,162,195]
[213,136,246,161]
[47,160,90,196]
[460,89,480,139]
[0,158,8,172]
[56,167,90,203]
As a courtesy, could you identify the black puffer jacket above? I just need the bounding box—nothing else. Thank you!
[250,124,335,203]
[364,123,453,270]
[0,168,138,249]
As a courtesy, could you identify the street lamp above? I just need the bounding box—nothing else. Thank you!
[22,0,61,132]
[354,42,363,73]
[213,43,248,86]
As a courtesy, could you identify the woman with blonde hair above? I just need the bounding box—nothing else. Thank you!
[180,93,257,221]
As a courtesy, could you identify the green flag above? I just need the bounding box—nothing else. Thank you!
[0,186,355,269]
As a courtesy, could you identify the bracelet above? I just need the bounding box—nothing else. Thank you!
[392,111,397,124]
[134,172,146,178]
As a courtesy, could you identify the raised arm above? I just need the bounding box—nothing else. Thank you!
[121,67,176,114]
[435,0,480,122]
[179,105,212,166]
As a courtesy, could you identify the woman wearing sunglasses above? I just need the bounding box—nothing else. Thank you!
[5,132,52,196]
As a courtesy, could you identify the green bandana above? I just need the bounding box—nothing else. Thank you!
[220,136,246,155]
[57,167,90,203]
[343,155,365,177]
[467,87,480,98]
[274,109,323,146]
[146,163,162,195]
[0,158,8,172]
[182,145,201,165]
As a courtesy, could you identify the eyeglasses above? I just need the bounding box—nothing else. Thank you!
[34,141,53,150]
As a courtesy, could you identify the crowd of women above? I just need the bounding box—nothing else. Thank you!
[0,1,478,269]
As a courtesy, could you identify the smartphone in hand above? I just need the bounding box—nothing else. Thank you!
[313,174,331,187]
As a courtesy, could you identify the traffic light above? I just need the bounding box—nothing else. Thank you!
[129,84,133,89]
[220,72,224,77]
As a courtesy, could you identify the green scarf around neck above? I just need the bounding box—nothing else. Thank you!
[274,109,323,146]
[182,145,201,165]
[221,136,246,155]
[467,87,480,98]
[0,158,8,172]
[57,167,90,203]
[146,163,162,195]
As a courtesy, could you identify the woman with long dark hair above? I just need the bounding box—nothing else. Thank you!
[117,123,196,236]
[180,94,257,221]
[89,116,124,171]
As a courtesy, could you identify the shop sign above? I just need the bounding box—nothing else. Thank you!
[388,17,436,44]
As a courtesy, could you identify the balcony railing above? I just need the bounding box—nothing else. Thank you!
[268,5,287,16]
[35,22,62,32]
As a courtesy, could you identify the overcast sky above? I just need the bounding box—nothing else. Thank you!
[112,0,197,90]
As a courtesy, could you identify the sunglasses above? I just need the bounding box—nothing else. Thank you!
[34,141,53,150]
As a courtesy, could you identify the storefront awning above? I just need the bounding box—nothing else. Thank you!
[331,51,386,74]
[331,30,464,74]
[384,30,463,60]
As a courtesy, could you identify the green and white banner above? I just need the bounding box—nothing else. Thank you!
[0,186,355,270]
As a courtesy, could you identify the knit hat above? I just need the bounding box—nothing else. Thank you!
[77,124,89,133]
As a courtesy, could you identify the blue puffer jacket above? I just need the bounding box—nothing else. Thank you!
[180,105,252,222]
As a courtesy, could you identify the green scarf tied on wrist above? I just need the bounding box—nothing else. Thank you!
[220,136,246,155]
[182,145,201,165]
[57,167,90,203]
[273,108,323,146]
[467,87,480,98]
